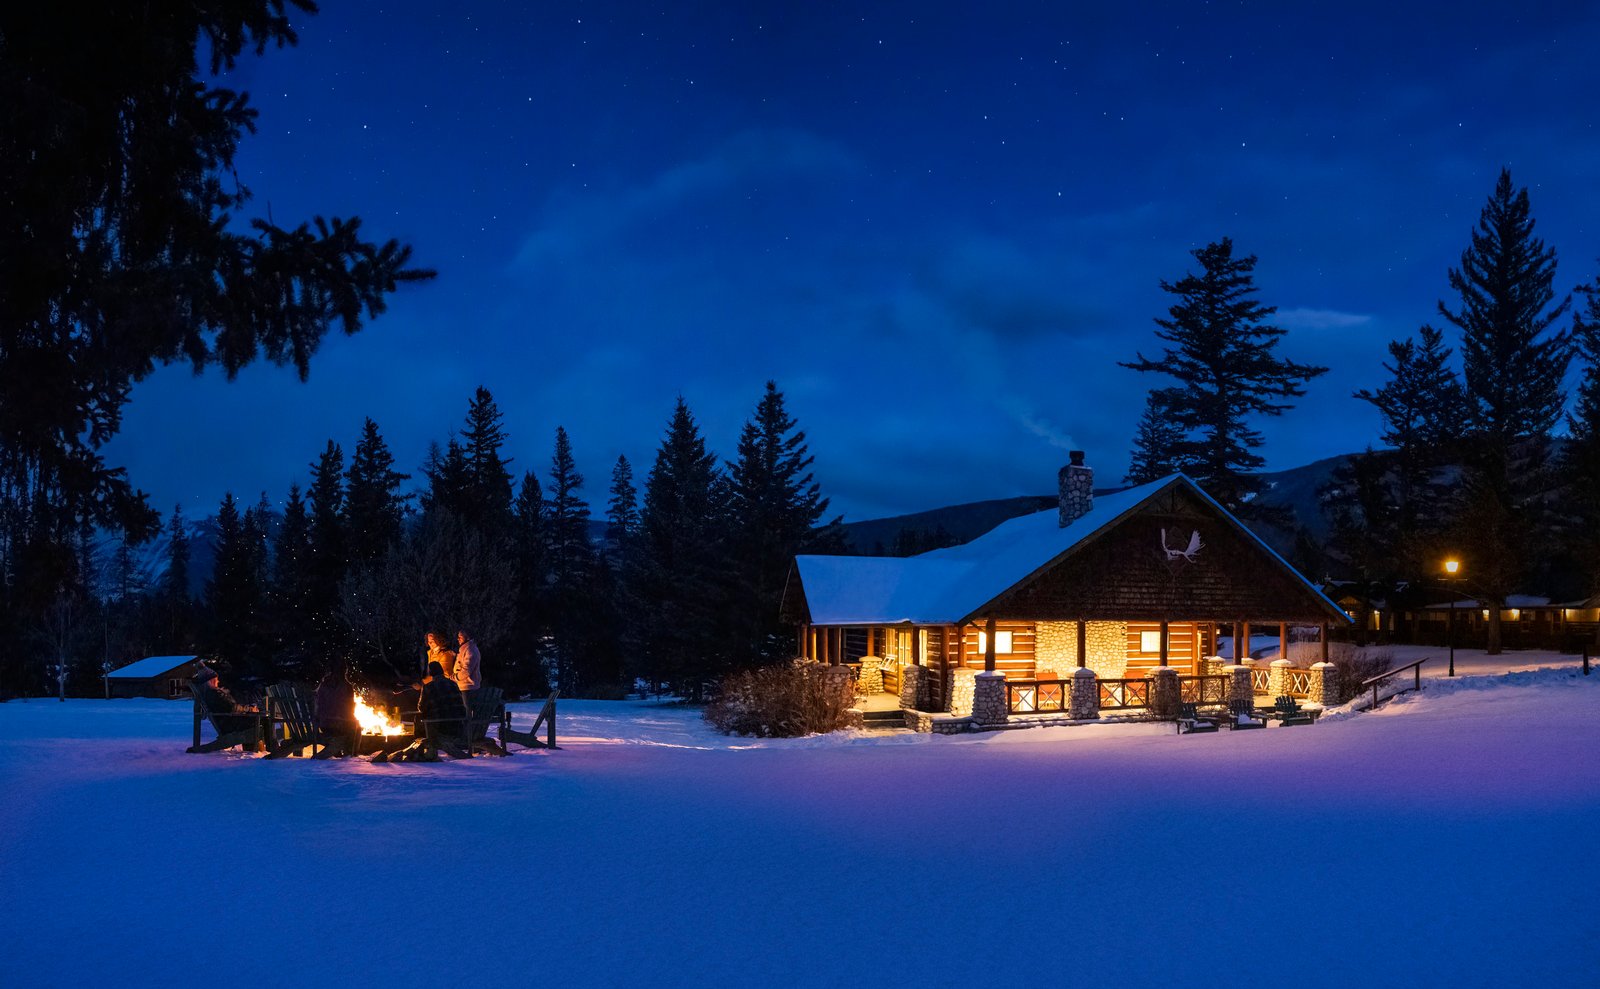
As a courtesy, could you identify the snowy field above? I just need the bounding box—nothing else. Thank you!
[2,654,1598,988]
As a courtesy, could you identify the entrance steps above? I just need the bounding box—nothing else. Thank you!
[860,708,908,731]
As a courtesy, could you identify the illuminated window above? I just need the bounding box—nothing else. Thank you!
[977,630,1013,654]
[1139,630,1162,653]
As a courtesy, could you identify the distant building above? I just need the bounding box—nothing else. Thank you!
[105,655,207,699]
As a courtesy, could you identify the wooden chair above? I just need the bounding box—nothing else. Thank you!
[186,681,270,754]
[501,691,560,751]
[1272,695,1318,726]
[264,682,353,759]
[1225,697,1267,730]
[465,686,508,756]
[1176,701,1220,734]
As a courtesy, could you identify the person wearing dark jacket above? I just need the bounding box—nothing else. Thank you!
[314,658,360,747]
[194,667,257,734]
[414,660,466,758]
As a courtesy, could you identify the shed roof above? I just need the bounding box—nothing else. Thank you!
[792,474,1346,626]
[107,655,202,679]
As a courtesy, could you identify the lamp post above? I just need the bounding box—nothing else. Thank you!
[1443,559,1462,678]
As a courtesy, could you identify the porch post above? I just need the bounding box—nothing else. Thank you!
[1240,620,1251,662]
[1159,619,1170,668]
[911,625,923,666]
[1321,623,1330,663]
[1279,622,1289,661]
[984,616,998,673]
[799,623,810,660]
[1077,619,1087,669]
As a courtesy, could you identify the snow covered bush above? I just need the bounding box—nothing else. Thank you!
[703,662,856,737]
[1331,648,1394,704]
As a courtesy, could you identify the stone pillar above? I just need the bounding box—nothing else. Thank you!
[898,664,925,711]
[972,671,1009,726]
[1268,658,1293,698]
[1200,655,1226,676]
[856,656,883,695]
[1224,664,1253,705]
[1069,667,1099,720]
[949,668,977,717]
[1149,666,1180,719]
[1309,661,1340,706]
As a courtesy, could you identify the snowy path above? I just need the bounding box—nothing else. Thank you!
[2,672,1597,987]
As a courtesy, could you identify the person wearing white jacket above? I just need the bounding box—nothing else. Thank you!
[454,629,482,692]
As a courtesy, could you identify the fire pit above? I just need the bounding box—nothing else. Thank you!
[352,692,416,755]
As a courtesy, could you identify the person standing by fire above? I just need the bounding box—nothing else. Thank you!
[454,628,481,693]
[424,631,455,680]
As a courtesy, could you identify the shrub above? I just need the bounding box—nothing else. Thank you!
[1331,648,1394,704]
[704,662,856,737]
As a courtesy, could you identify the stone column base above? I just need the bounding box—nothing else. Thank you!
[1268,658,1292,699]
[1224,664,1253,706]
[1310,661,1339,706]
[899,664,925,710]
[1069,667,1099,719]
[1149,666,1180,719]
[949,668,977,717]
[972,671,1009,726]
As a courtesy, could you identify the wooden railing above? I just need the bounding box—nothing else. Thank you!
[1250,668,1270,693]
[1099,678,1151,711]
[1358,658,1427,711]
[1177,674,1229,706]
[1282,668,1313,697]
[1006,679,1069,714]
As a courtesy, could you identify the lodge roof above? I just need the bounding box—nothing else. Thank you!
[106,655,203,679]
[790,473,1348,626]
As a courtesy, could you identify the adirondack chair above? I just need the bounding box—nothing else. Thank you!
[501,691,559,751]
[418,701,471,761]
[186,681,270,754]
[1225,697,1267,730]
[1176,701,1220,734]
[264,682,352,759]
[466,687,508,756]
[1272,695,1318,726]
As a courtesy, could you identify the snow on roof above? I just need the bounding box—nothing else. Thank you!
[798,474,1344,625]
[1425,595,1553,610]
[106,655,202,679]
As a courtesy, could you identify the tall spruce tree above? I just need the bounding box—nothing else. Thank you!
[459,387,515,532]
[162,505,193,651]
[0,2,429,649]
[605,456,641,550]
[1320,450,1400,642]
[1120,238,1328,512]
[206,493,263,674]
[269,484,313,672]
[637,399,729,697]
[421,439,473,518]
[507,472,549,694]
[1125,390,1187,485]
[1562,268,1600,607]
[726,382,844,665]
[345,418,410,565]
[1350,324,1463,570]
[305,441,347,655]
[543,428,601,694]
[1438,171,1572,653]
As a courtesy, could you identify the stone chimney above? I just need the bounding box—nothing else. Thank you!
[1058,450,1093,528]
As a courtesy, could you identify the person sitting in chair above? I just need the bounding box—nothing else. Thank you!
[193,667,262,746]
[314,657,361,750]
[415,660,467,757]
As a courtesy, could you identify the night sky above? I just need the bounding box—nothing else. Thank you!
[106,1,1600,523]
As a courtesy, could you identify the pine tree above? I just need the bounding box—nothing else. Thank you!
[1441,169,1572,448]
[1562,269,1600,604]
[345,418,410,565]
[636,399,729,697]
[459,387,515,531]
[1437,171,1572,653]
[543,428,601,694]
[269,484,313,671]
[421,439,473,518]
[206,493,263,674]
[1351,324,1463,567]
[163,505,193,651]
[1320,450,1400,642]
[605,456,641,550]
[506,472,549,694]
[306,441,347,654]
[1120,238,1328,512]
[1125,390,1187,485]
[726,382,844,665]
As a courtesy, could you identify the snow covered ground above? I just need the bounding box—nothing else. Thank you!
[2,665,1598,987]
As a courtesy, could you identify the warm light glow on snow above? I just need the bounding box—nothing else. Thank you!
[354,696,404,736]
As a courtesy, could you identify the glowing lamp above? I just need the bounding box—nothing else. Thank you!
[1444,559,1461,575]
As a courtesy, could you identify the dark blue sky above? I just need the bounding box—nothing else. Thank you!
[107,1,1600,522]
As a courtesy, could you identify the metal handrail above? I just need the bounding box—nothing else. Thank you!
[1358,657,1427,710]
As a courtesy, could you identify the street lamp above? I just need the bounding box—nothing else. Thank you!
[1443,559,1463,677]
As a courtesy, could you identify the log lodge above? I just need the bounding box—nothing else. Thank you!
[780,453,1352,729]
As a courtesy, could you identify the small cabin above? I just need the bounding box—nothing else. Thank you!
[104,655,207,699]
[781,454,1350,716]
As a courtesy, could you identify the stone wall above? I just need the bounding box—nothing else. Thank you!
[1085,621,1128,678]
[1057,453,1094,527]
[898,664,926,711]
[1309,661,1340,706]
[1069,667,1099,719]
[1036,621,1078,668]
[949,668,977,717]
[971,671,1009,726]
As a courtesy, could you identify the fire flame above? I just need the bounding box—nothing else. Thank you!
[354,695,405,737]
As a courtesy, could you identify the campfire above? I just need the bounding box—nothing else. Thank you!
[353,695,406,737]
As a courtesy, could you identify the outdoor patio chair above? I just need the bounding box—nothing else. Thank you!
[186,681,270,754]
[264,682,352,759]
[1271,695,1319,726]
[1225,697,1267,729]
[501,691,560,751]
[1176,701,1220,734]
